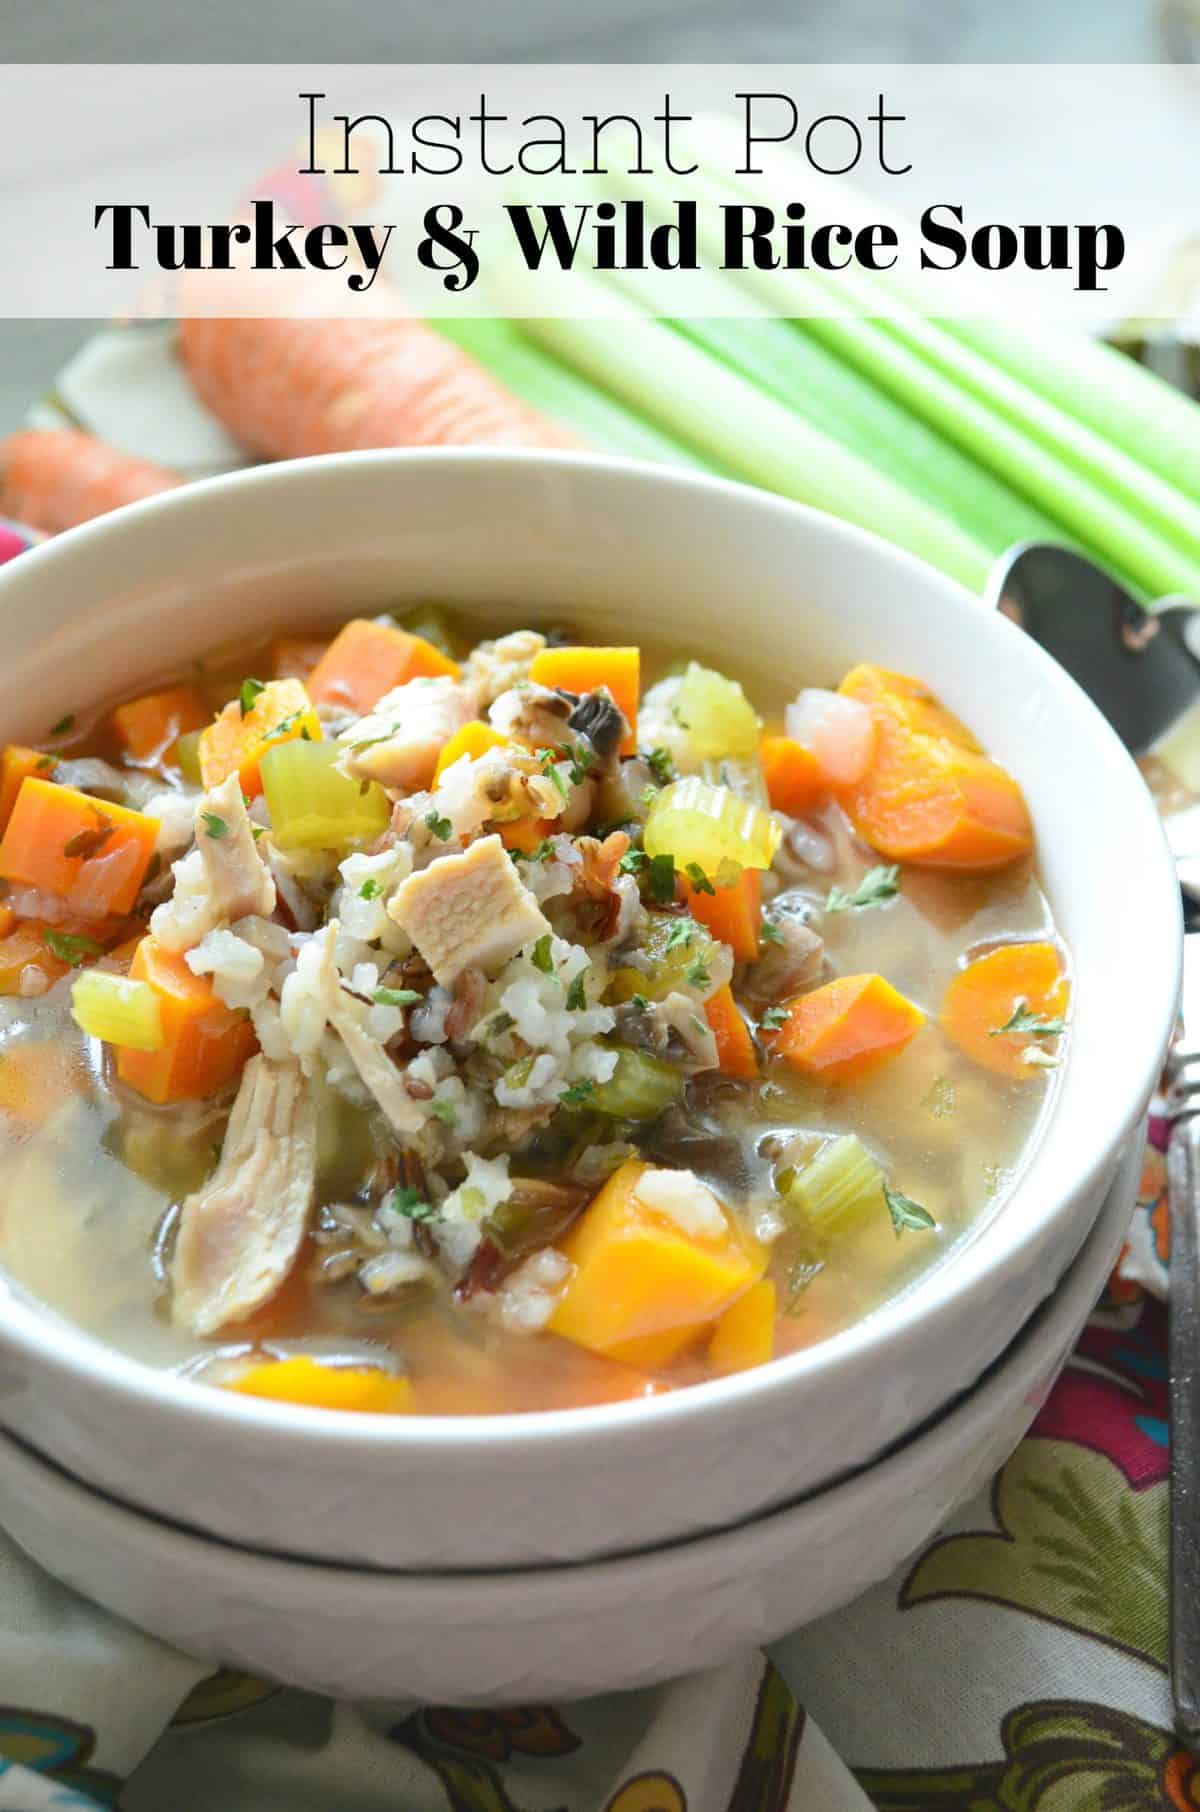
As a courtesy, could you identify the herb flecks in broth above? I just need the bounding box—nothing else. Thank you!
[0,626,1067,1415]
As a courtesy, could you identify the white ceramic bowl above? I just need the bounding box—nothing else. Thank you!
[0,1133,1142,1704]
[0,452,1180,1571]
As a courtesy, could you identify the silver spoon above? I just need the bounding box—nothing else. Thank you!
[986,541,1199,1745]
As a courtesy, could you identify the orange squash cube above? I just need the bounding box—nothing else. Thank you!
[117,936,257,1104]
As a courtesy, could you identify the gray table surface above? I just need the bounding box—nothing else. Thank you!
[1,0,1186,434]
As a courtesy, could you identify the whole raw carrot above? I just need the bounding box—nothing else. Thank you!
[178,299,575,459]
[0,429,180,535]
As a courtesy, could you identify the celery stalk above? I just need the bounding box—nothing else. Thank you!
[589,1048,683,1119]
[503,279,994,592]
[674,663,761,760]
[434,317,723,473]
[71,971,163,1050]
[261,740,391,851]
[782,1134,884,1234]
[943,316,1200,511]
[643,776,780,874]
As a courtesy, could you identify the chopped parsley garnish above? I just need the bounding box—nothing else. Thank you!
[536,747,570,802]
[560,742,594,786]
[685,959,711,989]
[510,837,556,865]
[373,986,422,1007]
[269,708,307,739]
[359,878,384,900]
[488,1011,516,1037]
[647,853,677,902]
[645,746,675,786]
[565,973,588,1011]
[559,1078,595,1107]
[530,934,554,973]
[630,993,649,1013]
[760,1006,788,1031]
[50,713,76,737]
[239,677,266,717]
[430,1098,458,1126]
[618,848,647,875]
[826,864,901,914]
[35,755,56,772]
[884,1184,936,1236]
[424,810,452,841]
[665,916,695,951]
[760,920,784,944]
[684,863,715,895]
[990,1000,1066,1040]
[388,1185,437,1222]
[63,820,115,860]
[44,928,103,967]
[200,812,228,841]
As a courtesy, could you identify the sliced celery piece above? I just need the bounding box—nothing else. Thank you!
[589,1048,683,1119]
[71,970,163,1050]
[175,729,203,787]
[644,776,780,874]
[394,604,463,659]
[699,756,768,810]
[608,914,720,1004]
[674,663,761,761]
[261,740,390,852]
[782,1134,884,1235]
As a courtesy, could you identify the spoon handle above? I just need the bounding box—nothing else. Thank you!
[1170,1113,1200,1744]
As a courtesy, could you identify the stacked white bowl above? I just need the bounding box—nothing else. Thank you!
[0,454,1180,1699]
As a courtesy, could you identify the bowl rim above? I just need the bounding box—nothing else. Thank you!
[0,446,1182,1459]
[0,1124,1139,1593]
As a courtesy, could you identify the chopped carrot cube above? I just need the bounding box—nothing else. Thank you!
[683,865,761,962]
[306,618,459,715]
[708,1279,776,1373]
[496,815,554,854]
[0,745,56,835]
[270,635,331,682]
[836,665,1032,870]
[771,973,925,1085]
[111,685,208,766]
[528,645,639,756]
[760,735,825,818]
[0,778,159,917]
[432,719,506,783]
[547,1159,765,1369]
[941,940,1069,1080]
[704,983,758,1081]
[117,936,257,1104]
[226,1355,415,1415]
[198,677,321,800]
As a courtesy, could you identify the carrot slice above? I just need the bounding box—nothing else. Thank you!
[178,305,574,461]
[0,745,56,835]
[497,815,555,854]
[111,685,208,766]
[708,1279,776,1373]
[432,719,506,783]
[117,936,258,1104]
[198,677,321,800]
[0,429,179,535]
[306,618,460,715]
[704,984,758,1081]
[528,646,639,756]
[760,735,825,818]
[941,941,1069,1080]
[836,665,1032,870]
[771,973,925,1084]
[0,778,159,917]
[683,865,761,962]
[270,635,331,682]
[226,1356,415,1415]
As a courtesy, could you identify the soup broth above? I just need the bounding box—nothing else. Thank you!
[0,612,1067,1414]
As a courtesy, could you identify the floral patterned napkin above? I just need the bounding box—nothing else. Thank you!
[0,327,1189,1811]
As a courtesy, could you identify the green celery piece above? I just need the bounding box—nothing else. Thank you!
[943,315,1200,511]
[503,276,994,592]
[643,776,780,874]
[589,1048,683,1119]
[783,1134,884,1234]
[433,317,723,474]
[260,739,390,852]
[71,971,164,1051]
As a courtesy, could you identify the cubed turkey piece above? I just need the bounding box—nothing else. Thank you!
[197,772,276,922]
[388,833,550,986]
[339,676,477,791]
[171,1057,317,1336]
